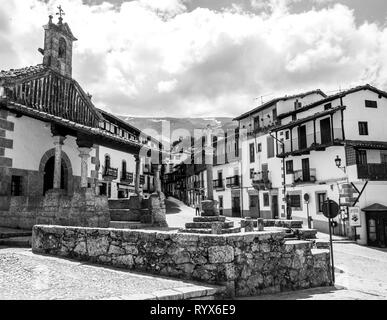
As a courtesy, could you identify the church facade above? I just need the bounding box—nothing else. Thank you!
[0,15,163,229]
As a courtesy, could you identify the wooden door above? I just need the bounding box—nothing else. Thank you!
[302,158,310,182]
[298,125,307,149]
[232,196,241,217]
[320,117,332,144]
[271,195,279,219]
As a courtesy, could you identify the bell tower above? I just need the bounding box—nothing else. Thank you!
[41,6,77,78]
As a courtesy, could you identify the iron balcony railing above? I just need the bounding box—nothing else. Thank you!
[194,181,204,189]
[252,171,271,183]
[213,179,224,189]
[103,167,118,180]
[120,172,134,184]
[226,175,240,187]
[293,168,317,184]
[357,163,387,181]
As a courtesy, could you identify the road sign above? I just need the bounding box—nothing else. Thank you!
[322,199,340,219]
[303,193,310,203]
[348,207,361,227]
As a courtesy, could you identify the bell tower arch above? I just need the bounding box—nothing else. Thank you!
[41,6,77,78]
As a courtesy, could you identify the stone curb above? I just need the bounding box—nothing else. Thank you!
[116,285,224,300]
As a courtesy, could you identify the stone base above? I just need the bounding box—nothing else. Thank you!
[147,192,168,227]
[201,200,219,217]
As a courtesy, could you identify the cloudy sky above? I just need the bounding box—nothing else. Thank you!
[1,0,387,117]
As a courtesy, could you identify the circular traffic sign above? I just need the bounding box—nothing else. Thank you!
[304,193,310,203]
[322,199,340,219]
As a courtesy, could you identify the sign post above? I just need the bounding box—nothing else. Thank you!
[304,193,311,228]
[322,198,339,284]
[349,206,361,241]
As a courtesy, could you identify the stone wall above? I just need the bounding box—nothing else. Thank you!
[0,188,109,229]
[32,225,332,298]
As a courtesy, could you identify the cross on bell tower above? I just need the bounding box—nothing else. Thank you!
[41,5,77,78]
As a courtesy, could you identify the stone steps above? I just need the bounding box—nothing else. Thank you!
[109,221,152,229]
[180,227,241,234]
[0,228,32,239]
[109,209,141,221]
[0,236,31,248]
[185,221,234,229]
[193,216,226,223]
[108,199,132,209]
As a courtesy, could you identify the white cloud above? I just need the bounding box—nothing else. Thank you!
[0,0,387,118]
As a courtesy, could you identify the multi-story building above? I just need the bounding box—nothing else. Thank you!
[234,90,327,219]
[270,84,387,247]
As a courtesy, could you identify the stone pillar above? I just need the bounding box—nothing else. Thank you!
[78,147,91,188]
[152,164,162,195]
[53,135,66,189]
[205,146,214,201]
[134,155,141,195]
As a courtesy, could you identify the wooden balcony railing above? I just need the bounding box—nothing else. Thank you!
[357,163,387,181]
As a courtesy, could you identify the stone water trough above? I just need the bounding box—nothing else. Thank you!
[32,225,332,298]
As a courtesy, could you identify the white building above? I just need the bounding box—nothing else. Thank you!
[271,84,387,247]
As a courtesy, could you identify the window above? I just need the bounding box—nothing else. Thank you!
[58,37,66,59]
[104,155,111,169]
[250,168,255,179]
[249,195,258,207]
[267,136,275,158]
[263,193,270,206]
[316,192,327,214]
[122,160,127,175]
[285,131,290,140]
[292,114,297,121]
[358,122,369,135]
[11,176,22,196]
[249,143,255,163]
[272,109,277,121]
[365,100,377,108]
[253,117,260,131]
[257,143,262,152]
[356,150,367,165]
[294,101,302,109]
[288,194,301,209]
[286,160,294,174]
[324,103,332,110]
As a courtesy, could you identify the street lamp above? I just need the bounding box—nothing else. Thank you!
[335,155,346,173]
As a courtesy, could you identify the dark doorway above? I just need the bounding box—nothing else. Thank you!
[302,158,310,182]
[43,156,66,195]
[320,118,332,144]
[366,212,387,248]
[231,196,241,217]
[272,195,279,219]
[298,125,307,149]
[218,196,224,216]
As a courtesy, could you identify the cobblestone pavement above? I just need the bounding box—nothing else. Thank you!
[0,247,218,300]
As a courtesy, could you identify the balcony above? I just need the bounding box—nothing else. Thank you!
[139,175,145,185]
[293,169,317,184]
[103,167,118,180]
[194,181,204,189]
[280,129,343,156]
[357,163,387,181]
[120,172,134,184]
[226,175,240,188]
[213,179,225,190]
[252,171,272,190]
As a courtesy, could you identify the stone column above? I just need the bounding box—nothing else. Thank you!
[134,155,141,195]
[152,164,162,195]
[78,147,91,188]
[205,146,214,200]
[53,135,66,189]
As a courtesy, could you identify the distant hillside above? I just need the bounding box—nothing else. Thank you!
[117,116,238,143]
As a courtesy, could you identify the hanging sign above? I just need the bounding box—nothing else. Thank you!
[348,207,361,227]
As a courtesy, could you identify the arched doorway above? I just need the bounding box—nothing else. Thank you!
[43,156,67,195]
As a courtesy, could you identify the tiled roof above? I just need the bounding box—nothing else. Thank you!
[277,84,387,120]
[362,203,387,212]
[345,140,387,150]
[233,89,327,121]
[0,64,46,79]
